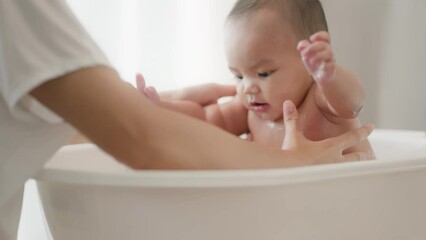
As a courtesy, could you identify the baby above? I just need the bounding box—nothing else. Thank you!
[139,0,375,158]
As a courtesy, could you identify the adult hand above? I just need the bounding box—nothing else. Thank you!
[135,73,161,104]
[281,100,374,164]
[135,72,236,106]
[172,83,236,106]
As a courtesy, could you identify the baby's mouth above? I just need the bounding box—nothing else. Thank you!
[249,102,270,112]
[250,102,267,107]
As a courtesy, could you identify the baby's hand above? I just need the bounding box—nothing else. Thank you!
[135,73,161,104]
[297,31,336,85]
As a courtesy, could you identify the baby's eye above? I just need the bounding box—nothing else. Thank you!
[258,72,271,78]
[234,75,243,80]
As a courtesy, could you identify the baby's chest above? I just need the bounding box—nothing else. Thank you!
[248,106,336,148]
[248,118,286,148]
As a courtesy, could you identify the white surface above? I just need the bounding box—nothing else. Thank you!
[19,129,426,240]
[18,181,50,240]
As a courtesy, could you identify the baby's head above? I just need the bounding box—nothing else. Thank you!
[225,0,328,121]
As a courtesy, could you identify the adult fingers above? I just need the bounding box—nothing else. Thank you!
[214,84,236,95]
[212,84,237,100]
[282,100,300,149]
[144,86,161,103]
[135,73,146,93]
[184,84,236,105]
[343,150,374,162]
[283,100,298,127]
[333,124,374,151]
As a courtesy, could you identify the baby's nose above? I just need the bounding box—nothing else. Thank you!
[243,80,260,94]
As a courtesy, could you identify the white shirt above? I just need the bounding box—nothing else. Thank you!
[0,0,110,239]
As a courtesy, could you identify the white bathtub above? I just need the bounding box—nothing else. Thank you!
[34,129,426,240]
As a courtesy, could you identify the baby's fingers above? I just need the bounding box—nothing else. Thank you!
[301,41,329,59]
[310,48,334,65]
[310,31,330,43]
[297,40,310,52]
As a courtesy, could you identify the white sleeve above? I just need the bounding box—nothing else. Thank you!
[0,0,111,122]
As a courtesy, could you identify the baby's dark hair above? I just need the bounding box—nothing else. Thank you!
[227,0,328,41]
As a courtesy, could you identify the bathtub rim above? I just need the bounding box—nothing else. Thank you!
[34,158,426,188]
[34,129,426,188]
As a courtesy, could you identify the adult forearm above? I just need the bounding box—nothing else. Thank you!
[160,83,236,106]
[30,67,296,169]
[158,100,206,121]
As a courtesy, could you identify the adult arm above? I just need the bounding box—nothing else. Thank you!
[147,98,248,136]
[158,83,236,105]
[137,73,248,135]
[68,74,240,144]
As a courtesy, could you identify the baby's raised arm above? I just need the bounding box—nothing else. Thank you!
[297,31,365,119]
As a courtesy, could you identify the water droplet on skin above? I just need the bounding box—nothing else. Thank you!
[314,62,326,81]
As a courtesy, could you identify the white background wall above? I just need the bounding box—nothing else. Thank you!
[66,0,426,131]
[322,0,426,130]
[66,0,235,89]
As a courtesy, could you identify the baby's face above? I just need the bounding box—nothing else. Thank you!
[225,8,312,121]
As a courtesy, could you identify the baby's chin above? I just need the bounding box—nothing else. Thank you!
[267,114,284,123]
[250,110,283,122]
[262,106,283,121]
